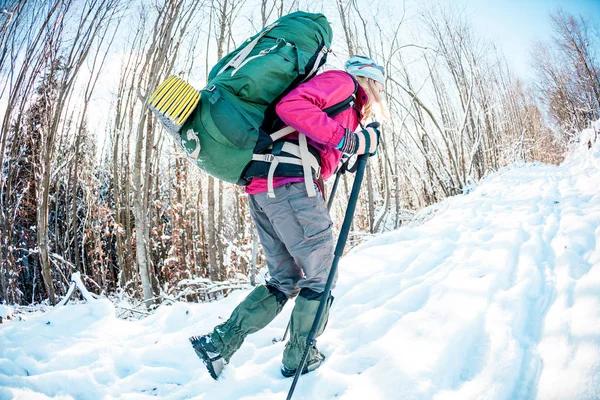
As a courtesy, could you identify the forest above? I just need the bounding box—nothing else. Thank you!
[0,0,598,308]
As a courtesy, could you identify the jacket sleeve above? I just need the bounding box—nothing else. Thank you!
[275,71,356,147]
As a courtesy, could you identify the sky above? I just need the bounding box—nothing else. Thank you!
[456,0,600,81]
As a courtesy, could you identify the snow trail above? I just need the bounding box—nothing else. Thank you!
[1,143,600,399]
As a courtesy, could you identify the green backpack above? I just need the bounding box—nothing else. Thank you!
[148,12,332,195]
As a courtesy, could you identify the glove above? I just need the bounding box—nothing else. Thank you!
[338,122,381,155]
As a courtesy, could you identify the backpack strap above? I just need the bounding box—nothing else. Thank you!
[251,139,321,197]
[302,46,329,82]
[217,22,279,76]
[299,133,317,197]
[324,73,361,121]
[270,126,296,142]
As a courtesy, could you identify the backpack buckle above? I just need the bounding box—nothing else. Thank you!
[205,85,216,92]
[314,166,321,179]
[263,154,275,162]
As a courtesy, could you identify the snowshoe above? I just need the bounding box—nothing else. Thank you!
[189,334,226,380]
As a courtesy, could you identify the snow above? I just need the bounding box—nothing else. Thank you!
[0,305,12,321]
[578,120,600,149]
[1,142,600,399]
[55,272,99,307]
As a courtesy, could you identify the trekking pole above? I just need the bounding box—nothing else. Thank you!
[286,141,374,400]
[326,171,342,211]
[326,156,350,211]
[273,319,291,344]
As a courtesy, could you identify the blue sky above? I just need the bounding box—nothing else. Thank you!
[455,0,600,81]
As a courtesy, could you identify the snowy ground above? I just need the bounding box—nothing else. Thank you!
[1,140,600,400]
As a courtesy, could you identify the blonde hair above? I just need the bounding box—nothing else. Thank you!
[355,76,390,122]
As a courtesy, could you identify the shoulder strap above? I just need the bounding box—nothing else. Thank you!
[321,72,359,119]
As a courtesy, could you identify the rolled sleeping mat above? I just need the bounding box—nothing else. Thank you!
[147,76,200,134]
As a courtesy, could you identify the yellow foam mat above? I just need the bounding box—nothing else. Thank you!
[148,76,200,132]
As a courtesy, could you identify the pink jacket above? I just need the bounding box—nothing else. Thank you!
[245,70,367,194]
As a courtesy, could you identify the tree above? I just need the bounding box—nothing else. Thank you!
[532,9,600,139]
[34,0,119,305]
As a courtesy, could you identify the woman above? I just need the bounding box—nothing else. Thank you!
[190,55,387,379]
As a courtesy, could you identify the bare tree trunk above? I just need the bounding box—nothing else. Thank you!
[204,0,230,282]
[132,0,200,303]
[336,0,354,56]
[115,24,145,290]
[260,0,276,28]
[70,15,118,275]
[0,0,61,303]
[197,181,208,277]
[217,0,228,60]
[250,228,258,286]
[36,0,117,304]
[71,130,82,272]
[207,176,218,281]
[37,189,55,303]
[217,179,225,280]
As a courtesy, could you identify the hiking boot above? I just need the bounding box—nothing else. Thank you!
[280,350,326,377]
[189,334,226,380]
[281,289,333,377]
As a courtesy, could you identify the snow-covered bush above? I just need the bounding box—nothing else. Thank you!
[0,304,13,323]
[578,120,600,150]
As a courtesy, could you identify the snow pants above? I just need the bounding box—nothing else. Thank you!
[209,182,335,367]
[248,181,336,298]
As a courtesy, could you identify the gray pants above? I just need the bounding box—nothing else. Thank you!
[249,182,335,298]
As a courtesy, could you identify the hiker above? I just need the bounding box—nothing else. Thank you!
[191,55,386,379]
